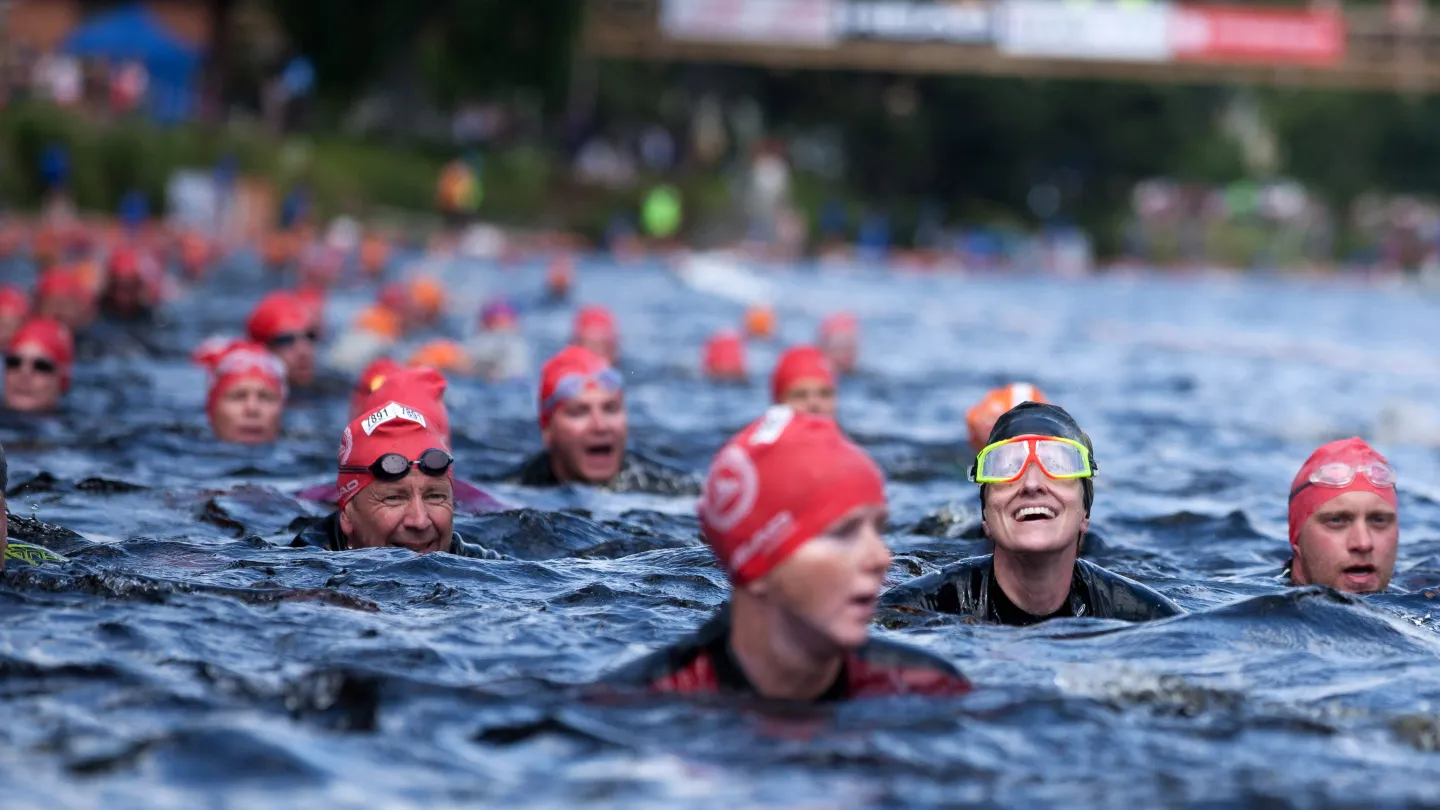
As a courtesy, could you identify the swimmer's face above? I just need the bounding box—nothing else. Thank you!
[267,331,318,387]
[3,342,64,413]
[210,379,283,445]
[105,277,145,312]
[982,464,1089,557]
[543,386,628,485]
[1292,490,1398,594]
[0,314,23,347]
[340,471,454,555]
[572,332,617,365]
[36,296,90,333]
[780,377,837,418]
[821,339,857,375]
[747,504,890,652]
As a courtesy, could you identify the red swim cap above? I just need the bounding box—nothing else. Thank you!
[703,329,747,379]
[573,305,617,341]
[355,356,401,398]
[0,285,30,318]
[699,406,886,586]
[8,318,75,391]
[337,401,451,511]
[35,269,87,303]
[819,312,858,343]
[246,291,312,344]
[357,366,450,439]
[201,341,287,418]
[770,345,835,403]
[1288,437,1397,546]
[538,345,617,429]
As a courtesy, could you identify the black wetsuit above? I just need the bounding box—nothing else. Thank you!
[508,450,701,496]
[880,554,1183,625]
[290,511,503,559]
[603,607,972,700]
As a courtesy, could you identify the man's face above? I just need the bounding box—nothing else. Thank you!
[4,342,64,413]
[210,379,283,445]
[982,464,1089,557]
[542,387,627,484]
[780,377,837,418]
[339,471,454,554]
[267,330,318,387]
[1292,490,1398,593]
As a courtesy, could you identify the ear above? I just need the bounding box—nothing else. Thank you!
[1078,514,1089,536]
[540,424,553,449]
[339,501,355,537]
[741,576,770,600]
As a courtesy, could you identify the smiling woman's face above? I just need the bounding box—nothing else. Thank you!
[982,464,1088,555]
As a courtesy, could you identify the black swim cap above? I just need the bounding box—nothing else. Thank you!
[978,402,1095,515]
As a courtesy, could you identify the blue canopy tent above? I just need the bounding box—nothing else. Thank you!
[61,4,203,122]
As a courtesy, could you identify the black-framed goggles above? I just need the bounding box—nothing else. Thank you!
[339,448,453,482]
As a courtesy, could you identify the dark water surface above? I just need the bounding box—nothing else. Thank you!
[6,258,1440,808]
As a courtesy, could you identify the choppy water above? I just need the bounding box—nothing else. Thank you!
[6,257,1440,809]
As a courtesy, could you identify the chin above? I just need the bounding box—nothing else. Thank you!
[579,459,621,482]
[996,524,1077,555]
[825,620,870,652]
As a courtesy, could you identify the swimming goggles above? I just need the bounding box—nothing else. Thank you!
[267,330,319,348]
[5,355,57,374]
[339,448,453,482]
[542,368,623,413]
[969,435,1095,484]
[1288,460,1396,501]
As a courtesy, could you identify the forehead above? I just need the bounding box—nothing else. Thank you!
[367,472,452,497]
[560,385,624,408]
[1310,489,1396,516]
[9,341,55,359]
[222,378,276,395]
[784,377,834,392]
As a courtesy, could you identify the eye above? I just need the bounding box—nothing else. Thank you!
[425,491,450,504]
[383,495,406,506]
[1322,514,1351,528]
[1369,513,1396,528]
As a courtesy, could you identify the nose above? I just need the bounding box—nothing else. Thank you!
[1018,462,1049,492]
[1348,520,1377,555]
[858,522,891,576]
[401,491,433,531]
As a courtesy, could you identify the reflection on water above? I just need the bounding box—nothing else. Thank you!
[5,258,1440,807]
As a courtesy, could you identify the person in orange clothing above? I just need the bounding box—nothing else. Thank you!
[409,277,446,328]
[571,304,619,364]
[3,318,74,413]
[966,383,1047,452]
[246,291,319,387]
[196,340,287,445]
[408,339,471,375]
[771,345,837,418]
[0,286,30,347]
[818,312,859,375]
[702,329,747,382]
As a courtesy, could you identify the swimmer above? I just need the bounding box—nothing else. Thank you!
[350,356,401,419]
[818,312,859,375]
[0,286,30,346]
[290,400,500,557]
[967,383,1046,452]
[99,245,159,322]
[467,298,530,382]
[198,341,286,445]
[771,345,837,418]
[881,402,1182,625]
[702,329,747,382]
[1284,438,1398,594]
[509,346,696,494]
[34,268,95,335]
[571,305,619,364]
[744,304,775,341]
[604,406,971,700]
[4,318,73,414]
[246,291,319,388]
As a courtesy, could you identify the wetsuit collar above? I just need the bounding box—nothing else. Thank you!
[707,621,849,702]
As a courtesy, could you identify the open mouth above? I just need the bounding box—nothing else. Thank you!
[1344,564,1377,577]
[1014,505,1057,523]
[584,442,616,459]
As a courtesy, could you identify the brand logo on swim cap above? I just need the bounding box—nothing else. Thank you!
[338,427,353,465]
[361,401,427,436]
[704,444,758,534]
[749,405,794,446]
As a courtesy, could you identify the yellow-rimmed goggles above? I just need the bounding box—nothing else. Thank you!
[969,435,1095,484]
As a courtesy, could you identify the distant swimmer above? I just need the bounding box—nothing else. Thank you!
[604,406,972,700]
[99,245,160,323]
[4,317,73,414]
[1283,438,1398,594]
[571,305,619,365]
[817,312,859,375]
[881,402,1182,625]
[771,345,837,418]
[467,298,530,382]
[967,382,1046,452]
[291,399,501,557]
[702,328,747,382]
[246,291,319,389]
[509,346,698,495]
[194,340,286,445]
[0,286,28,347]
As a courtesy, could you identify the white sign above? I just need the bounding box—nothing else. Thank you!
[661,0,839,46]
[361,401,427,436]
[998,0,1173,62]
[837,1,993,43]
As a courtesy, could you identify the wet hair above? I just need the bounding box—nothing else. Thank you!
[976,402,1095,517]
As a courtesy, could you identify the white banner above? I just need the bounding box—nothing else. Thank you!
[837,1,994,43]
[998,0,1173,62]
[660,0,838,46]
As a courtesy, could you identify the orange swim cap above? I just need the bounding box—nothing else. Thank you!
[966,383,1047,451]
[354,305,402,341]
[408,339,468,372]
[744,305,776,340]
